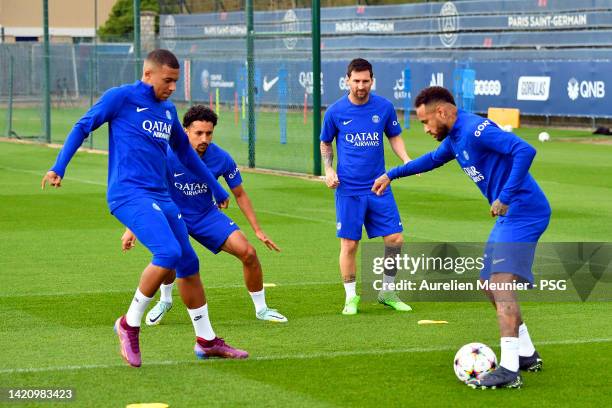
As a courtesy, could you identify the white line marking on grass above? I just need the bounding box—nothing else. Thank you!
[0,166,106,187]
[1,338,610,375]
[0,281,339,298]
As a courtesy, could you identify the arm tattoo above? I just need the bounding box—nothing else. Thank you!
[320,142,334,168]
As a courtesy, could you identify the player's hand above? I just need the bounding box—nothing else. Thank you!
[372,173,391,196]
[490,199,509,217]
[324,168,340,189]
[121,229,137,251]
[218,198,230,209]
[255,229,281,252]
[41,171,62,189]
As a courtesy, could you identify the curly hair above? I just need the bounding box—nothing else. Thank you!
[182,105,218,128]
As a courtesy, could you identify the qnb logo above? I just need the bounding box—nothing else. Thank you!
[142,120,171,141]
[345,131,380,147]
[462,166,484,183]
[474,80,502,96]
[567,78,605,101]
[227,167,240,179]
[174,182,208,196]
[473,120,491,137]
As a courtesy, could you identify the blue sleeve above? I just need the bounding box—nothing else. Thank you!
[223,154,243,189]
[320,108,337,143]
[476,125,537,204]
[168,108,230,203]
[387,138,455,179]
[385,103,402,138]
[50,87,125,177]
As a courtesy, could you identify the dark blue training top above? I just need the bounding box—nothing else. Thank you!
[387,110,550,218]
[166,143,243,220]
[50,81,228,212]
[320,93,402,196]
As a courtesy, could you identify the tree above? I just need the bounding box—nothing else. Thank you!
[98,0,160,42]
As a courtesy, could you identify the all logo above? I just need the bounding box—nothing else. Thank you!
[567,78,605,101]
[393,71,410,100]
[166,110,172,120]
[372,115,380,123]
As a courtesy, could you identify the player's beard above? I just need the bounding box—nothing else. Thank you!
[197,143,209,155]
[435,124,450,142]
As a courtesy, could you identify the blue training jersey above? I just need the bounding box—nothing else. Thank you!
[166,143,242,220]
[50,81,228,212]
[388,110,550,218]
[320,93,402,196]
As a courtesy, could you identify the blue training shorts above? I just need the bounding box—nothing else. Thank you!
[480,215,550,284]
[335,190,403,241]
[112,197,199,278]
[185,208,240,254]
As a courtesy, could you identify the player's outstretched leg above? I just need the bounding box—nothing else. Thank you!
[145,277,175,326]
[115,263,173,367]
[222,231,287,323]
[468,273,523,389]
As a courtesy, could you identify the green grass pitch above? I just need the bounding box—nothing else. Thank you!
[0,116,611,407]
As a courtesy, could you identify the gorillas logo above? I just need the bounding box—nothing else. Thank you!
[344,131,380,147]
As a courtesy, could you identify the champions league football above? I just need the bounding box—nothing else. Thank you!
[453,343,498,383]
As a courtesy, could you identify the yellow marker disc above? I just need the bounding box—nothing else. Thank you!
[126,404,169,408]
[417,320,448,325]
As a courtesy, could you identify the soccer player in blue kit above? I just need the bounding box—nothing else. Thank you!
[373,86,550,389]
[320,58,414,315]
[41,49,248,367]
[121,105,287,324]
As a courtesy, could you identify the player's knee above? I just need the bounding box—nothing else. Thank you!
[385,233,403,246]
[240,244,258,265]
[340,240,359,255]
[175,244,199,278]
[154,242,182,270]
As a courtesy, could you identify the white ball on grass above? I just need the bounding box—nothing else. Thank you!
[538,131,550,142]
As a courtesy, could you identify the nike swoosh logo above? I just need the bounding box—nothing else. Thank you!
[174,172,184,177]
[149,311,164,323]
[229,222,235,225]
[343,120,353,125]
[492,258,506,265]
[136,107,149,112]
[263,76,279,92]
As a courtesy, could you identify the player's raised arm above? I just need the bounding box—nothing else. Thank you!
[42,87,125,189]
[169,109,229,204]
